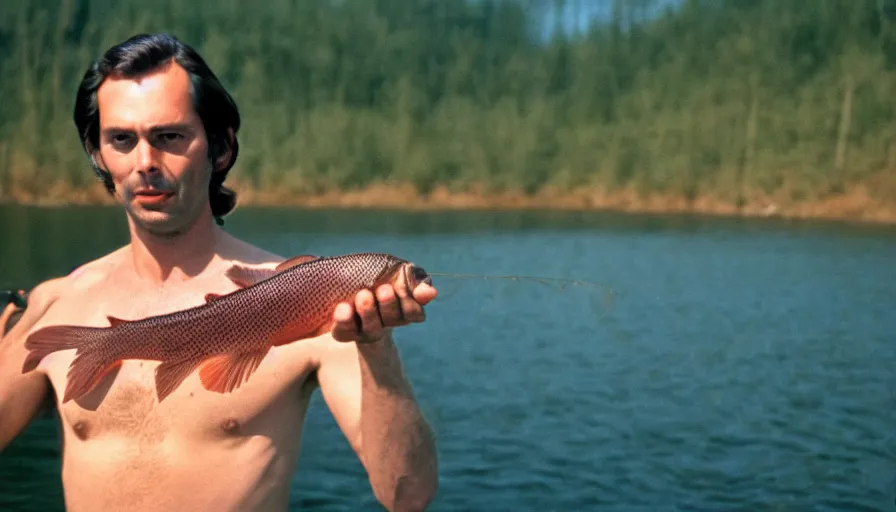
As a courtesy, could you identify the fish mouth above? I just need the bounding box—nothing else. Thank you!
[376,258,432,293]
[403,263,432,289]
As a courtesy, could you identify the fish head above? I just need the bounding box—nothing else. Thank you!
[372,254,432,292]
[403,262,433,289]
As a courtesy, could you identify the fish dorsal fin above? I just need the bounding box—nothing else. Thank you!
[224,255,316,288]
[106,315,131,327]
[225,264,278,288]
[275,254,319,272]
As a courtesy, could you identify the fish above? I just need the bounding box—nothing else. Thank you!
[20,252,433,404]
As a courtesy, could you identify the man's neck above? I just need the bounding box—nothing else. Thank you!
[127,210,222,285]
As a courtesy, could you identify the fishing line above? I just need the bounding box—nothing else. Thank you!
[425,272,619,296]
[424,271,626,340]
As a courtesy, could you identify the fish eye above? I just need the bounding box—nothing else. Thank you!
[413,267,428,280]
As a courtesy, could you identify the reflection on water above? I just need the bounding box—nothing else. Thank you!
[1,204,895,511]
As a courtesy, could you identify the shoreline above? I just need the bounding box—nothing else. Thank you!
[2,181,896,226]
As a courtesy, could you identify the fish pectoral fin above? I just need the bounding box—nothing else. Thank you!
[275,254,319,272]
[204,293,224,303]
[154,358,204,402]
[198,348,271,395]
[224,265,279,288]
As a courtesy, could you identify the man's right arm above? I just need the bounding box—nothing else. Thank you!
[0,279,62,452]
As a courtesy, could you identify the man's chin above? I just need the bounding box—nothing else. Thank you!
[126,207,187,236]
[127,199,171,217]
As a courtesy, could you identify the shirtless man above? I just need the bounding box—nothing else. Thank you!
[0,33,438,511]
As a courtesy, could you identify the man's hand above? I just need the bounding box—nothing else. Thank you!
[1,282,56,452]
[1,289,27,337]
[1,302,19,337]
[331,281,438,344]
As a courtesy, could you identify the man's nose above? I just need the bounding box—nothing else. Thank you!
[135,139,160,174]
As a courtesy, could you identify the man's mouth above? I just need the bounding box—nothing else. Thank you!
[134,189,174,206]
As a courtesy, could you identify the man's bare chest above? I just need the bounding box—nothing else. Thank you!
[52,360,315,445]
[34,284,318,444]
[47,279,229,326]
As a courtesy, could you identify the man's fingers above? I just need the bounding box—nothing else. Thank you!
[376,284,405,327]
[393,280,425,324]
[4,309,24,337]
[412,283,438,306]
[330,280,437,343]
[0,303,17,336]
[331,302,359,342]
[354,289,384,341]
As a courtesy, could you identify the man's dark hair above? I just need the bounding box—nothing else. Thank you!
[73,33,241,223]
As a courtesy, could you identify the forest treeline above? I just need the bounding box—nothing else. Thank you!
[1,0,895,212]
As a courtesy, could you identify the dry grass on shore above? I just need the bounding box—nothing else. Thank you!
[3,177,895,226]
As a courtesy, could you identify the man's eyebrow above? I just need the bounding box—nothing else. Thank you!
[151,123,192,133]
[100,123,193,135]
[100,126,132,135]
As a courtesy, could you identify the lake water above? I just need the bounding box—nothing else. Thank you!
[1,204,894,511]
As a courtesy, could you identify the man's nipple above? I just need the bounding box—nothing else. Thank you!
[72,420,90,440]
[220,418,241,436]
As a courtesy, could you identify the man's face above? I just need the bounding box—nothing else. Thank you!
[94,61,214,236]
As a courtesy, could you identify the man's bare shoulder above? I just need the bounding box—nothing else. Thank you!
[217,232,288,268]
[0,247,121,349]
[16,247,128,313]
[54,247,127,294]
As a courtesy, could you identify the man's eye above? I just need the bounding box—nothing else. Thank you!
[109,134,132,147]
[160,133,182,141]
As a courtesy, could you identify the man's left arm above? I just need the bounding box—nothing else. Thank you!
[315,282,439,512]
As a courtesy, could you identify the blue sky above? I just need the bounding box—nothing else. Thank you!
[538,0,684,38]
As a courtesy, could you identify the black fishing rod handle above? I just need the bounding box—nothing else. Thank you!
[1,288,27,309]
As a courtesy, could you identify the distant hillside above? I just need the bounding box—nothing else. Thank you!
[1,0,894,221]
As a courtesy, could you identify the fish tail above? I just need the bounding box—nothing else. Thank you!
[22,325,121,403]
[21,326,92,373]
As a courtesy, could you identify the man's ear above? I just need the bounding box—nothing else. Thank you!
[90,149,107,172]
[87,148,119,197]
[214,128,236,172]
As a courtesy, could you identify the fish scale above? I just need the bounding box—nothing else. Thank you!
[20,252,431,404]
